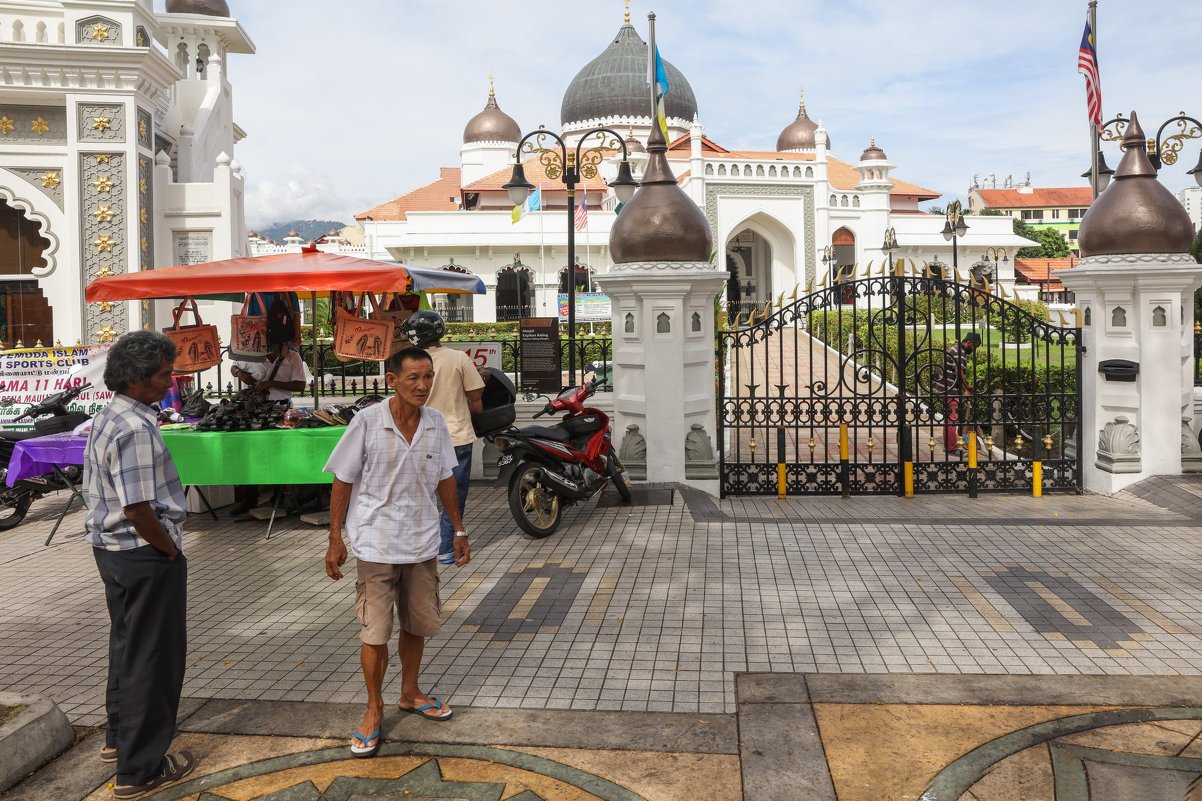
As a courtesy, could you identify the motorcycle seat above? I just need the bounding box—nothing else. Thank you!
[519,425,571,442]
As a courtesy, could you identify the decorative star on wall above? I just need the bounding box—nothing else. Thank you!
[139,120,148,139]
[95,325,116,343]
[0,117,13,135]
[140,237,149,253]
[96,265,115,278]
[40,171,60,189]
[92,175,113,192]
[92,23,110,41]
[31,117,50,135]
[139,177,147,194]
[93,206,114,223]
[95,154,111,164]
[94,235,115,253]
[139,208,148,224]
[92,116,112,132]
[98,301,114,312]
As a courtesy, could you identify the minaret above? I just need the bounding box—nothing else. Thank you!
[459,74,522,186]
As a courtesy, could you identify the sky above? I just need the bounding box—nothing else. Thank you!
[167,0,1202,229]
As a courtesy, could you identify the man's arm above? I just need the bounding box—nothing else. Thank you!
[124,502,179,559]
[258,378,307,392]
[325,478,352,579]
[466,387,484,414]
[437,476,471,566]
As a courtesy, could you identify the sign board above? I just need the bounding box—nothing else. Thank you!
[557,292,612,323]
[173,231,212,266]
[446,341,502,371]
[0,345,113,425]
[518,317,561,394]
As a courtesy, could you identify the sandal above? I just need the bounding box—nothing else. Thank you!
[99,745,117,763]
[398,696,453,721]
[350,729,380,758]
[112,750,196,799]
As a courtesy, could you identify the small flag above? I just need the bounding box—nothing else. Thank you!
[527,186,542,213]
[575,185,588,231]
[1078,20,1102,129]
[511,202,523,224]
[651,45,670,141]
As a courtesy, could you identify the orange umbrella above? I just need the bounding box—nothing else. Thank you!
[84,250,484,302]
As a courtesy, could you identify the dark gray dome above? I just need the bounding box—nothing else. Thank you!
[165,0,230,16]
[860,137,886,161]
[560,24,698,128]
[463,90,520,144]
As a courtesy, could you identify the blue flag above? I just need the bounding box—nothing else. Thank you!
[527,186,542,213]
[654,45,670,140]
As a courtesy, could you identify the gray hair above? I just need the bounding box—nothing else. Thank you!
[104,331,177,392]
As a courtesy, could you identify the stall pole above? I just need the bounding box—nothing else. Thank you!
[311,291,320,407]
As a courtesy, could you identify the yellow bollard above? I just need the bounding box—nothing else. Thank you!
[904,461,914,498]
[777,463,787,499]
[839,424,849,460]
[967,432,978,499]
[1033,461,1043,498]
[839,424,850,498]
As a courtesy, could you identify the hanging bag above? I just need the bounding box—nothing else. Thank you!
[333,292,394,363]
[163,298,221,372]
[230,292,270,362]
[370,292,414,354]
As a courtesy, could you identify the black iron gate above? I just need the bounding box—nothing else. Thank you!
[717,267,1083,497]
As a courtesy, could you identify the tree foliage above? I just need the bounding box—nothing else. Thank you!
[1013,219,1071,258]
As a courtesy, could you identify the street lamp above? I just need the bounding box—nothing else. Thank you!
[1080,151,1115,194]
[940,199,969,280]
[821,245,837,283]
[881,227,898,273]
[504,128,639,387]
[977,246,1006,290]
[1089,111,1202,193]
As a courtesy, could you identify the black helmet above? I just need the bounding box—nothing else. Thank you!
[400,310,445,347]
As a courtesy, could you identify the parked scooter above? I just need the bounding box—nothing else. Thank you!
[491,379,632,538]
[0,382,91,530]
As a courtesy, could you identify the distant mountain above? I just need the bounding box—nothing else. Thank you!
[256,220,347,243]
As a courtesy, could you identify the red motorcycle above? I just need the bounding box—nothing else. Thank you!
[492,379,632,538]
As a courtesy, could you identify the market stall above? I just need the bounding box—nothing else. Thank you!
[77,249,487,535]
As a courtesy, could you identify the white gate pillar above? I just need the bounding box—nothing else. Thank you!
[1061,111,1202,495]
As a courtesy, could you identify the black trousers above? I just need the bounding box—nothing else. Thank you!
[93,545,188,785]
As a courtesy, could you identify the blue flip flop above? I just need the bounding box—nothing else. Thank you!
[399,696,453,721]
[350,729,380,758]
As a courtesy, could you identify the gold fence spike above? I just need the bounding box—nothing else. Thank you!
[776,291,785,309]
[863,259,873,278]
[34,340,43,348]
[999,283,1009,299]
[789,283,799,301]
[763,300,772,318]
[806,278,814,294]
[1072,307,1083,328]
[1057,309,1068,326]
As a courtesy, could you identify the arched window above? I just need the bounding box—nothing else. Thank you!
[852,196,860,208]
[768,166,777,177]
[432,259,474,322]
[0,200,54,346]
[718,164,727,176]
[496,259,533,321]
[559,262,594,293]
[175,41,189,73]
[705,164,714,175]
[35,21,46,43]
[805,166,814,178]
[196,42,210,76]
[12,20,25,42]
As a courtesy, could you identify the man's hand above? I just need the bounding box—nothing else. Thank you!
[454,535,471,567]
[325,537,347,580]
[255,380,274,392]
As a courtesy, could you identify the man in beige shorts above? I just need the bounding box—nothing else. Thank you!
[324,347,471,758]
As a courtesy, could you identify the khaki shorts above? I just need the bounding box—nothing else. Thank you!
[354,558,441,644]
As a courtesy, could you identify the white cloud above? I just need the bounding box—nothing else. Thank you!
[243,166,366,229]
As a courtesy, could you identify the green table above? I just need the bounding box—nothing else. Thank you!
[162,428,345,536]
[161,427,344,486]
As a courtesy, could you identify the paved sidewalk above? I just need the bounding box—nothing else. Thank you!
[3,476,1202,798]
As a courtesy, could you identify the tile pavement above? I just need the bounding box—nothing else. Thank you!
[2,476,1202,727]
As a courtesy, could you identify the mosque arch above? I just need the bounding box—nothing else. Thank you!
[0,198,56,346]
[12,20,25,42]
[0,175,60,277]
[35,21,46,42]
[495,261,533,322]
[722,212,798,311]
[805,166,813,178]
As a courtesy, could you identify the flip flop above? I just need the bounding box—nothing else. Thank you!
[399,696,453,721]
[350,729,380,758]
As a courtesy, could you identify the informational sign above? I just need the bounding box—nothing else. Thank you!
[446,341,501,371]
[519,317,561,394]
[0,345,113,424]
[557,292,612,323]
[173,231,212,266]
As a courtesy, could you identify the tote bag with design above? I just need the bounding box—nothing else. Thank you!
[163,298,221,372]
[333,293,394,363]
[230,292,269,362]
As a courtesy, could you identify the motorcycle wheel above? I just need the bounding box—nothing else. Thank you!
[0,490,33,531]
[607,452,633,503]
[508,462,562,539]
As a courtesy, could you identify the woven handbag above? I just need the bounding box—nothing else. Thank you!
[163,298,221,372]
[333,293,394,363]
[230,292,269,362]
[370,293,414,354]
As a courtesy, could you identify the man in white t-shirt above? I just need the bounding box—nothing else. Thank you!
[324,347,470,757]
[230,341,311,403]
[399,311,484,565]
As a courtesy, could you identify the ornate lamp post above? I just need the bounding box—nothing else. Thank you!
[504,128,639,387]
[881,227,898,273]
[1086,111,1202,194]
[941,199,969,280]
[821,245,836,282]
[979,246,1006,289]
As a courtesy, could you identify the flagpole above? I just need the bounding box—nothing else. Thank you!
[1089,0,1100,201]
[538,183,545,313]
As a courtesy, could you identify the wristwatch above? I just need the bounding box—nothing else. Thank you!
[454,530,468,538]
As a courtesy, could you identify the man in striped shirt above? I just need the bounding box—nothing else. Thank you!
[932,332,982,456]
[85,331,196,799]
[324,347,470,758]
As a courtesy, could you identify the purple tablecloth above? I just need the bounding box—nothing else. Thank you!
[6,433,87,486]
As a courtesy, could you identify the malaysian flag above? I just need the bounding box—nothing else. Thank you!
[575,185,588,231]
[1078,20,1102,129]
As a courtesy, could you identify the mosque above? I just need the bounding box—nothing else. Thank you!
[358,7,1031,323]
[0,0,249,347]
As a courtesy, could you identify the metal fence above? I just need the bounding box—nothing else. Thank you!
[1195,322,1201,387]
[198,337,614,399]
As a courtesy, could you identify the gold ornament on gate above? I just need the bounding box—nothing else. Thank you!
[1015,433,1025,449]
[984,435,994,451]
[1042,434,1054,452]
[808,437,816,453]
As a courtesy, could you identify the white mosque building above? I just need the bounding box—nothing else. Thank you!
[0,0,251,347]
[358,11,1032,324]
